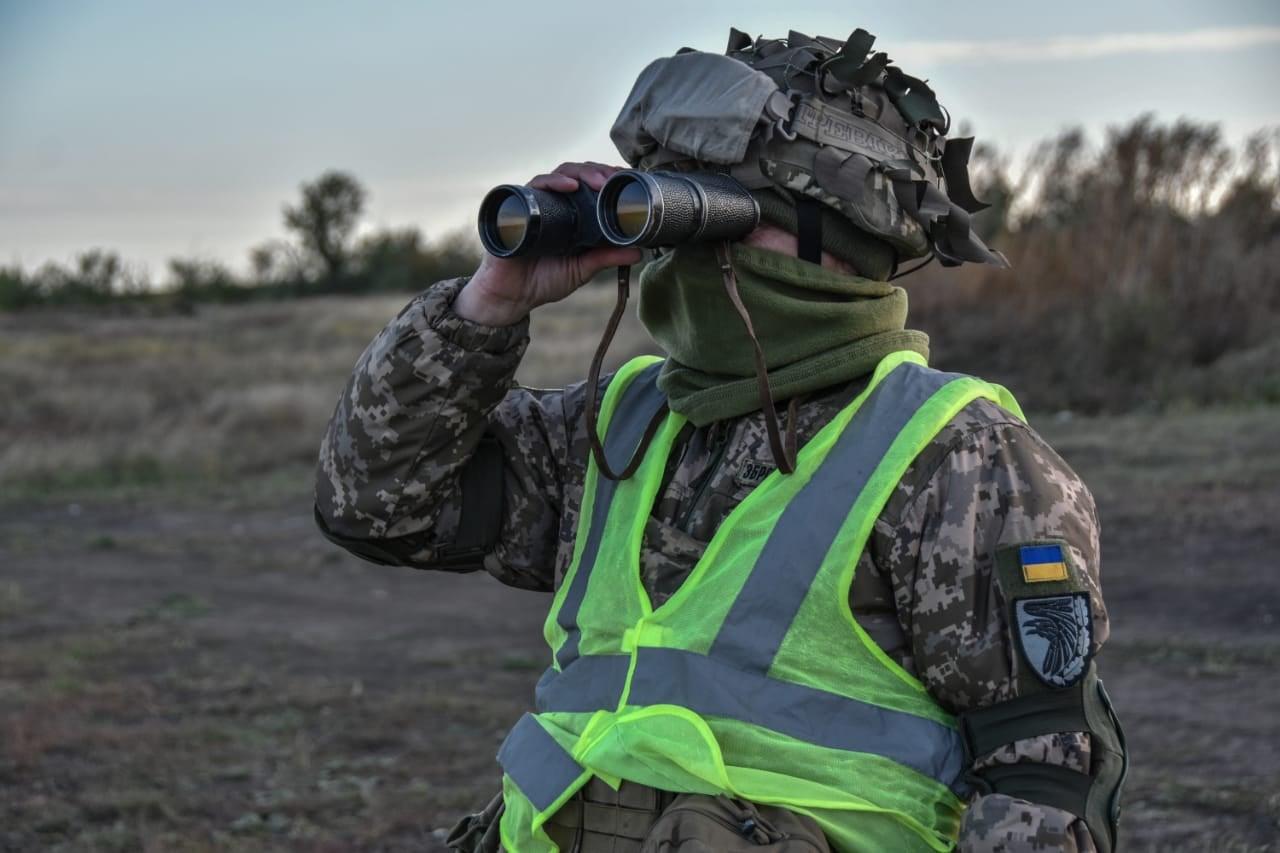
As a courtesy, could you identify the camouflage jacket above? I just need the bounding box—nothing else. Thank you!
[316,277,1109,853]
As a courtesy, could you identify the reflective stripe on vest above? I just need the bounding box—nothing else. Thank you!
[553,361,667,670]
[534,654,629,713]
[498,714,585,812]
[536,647,965,788]
[708,363,970,675]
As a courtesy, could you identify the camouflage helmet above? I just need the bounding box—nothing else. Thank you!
[610,27,1008,270]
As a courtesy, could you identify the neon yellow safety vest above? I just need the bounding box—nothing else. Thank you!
[496,351,1025,852]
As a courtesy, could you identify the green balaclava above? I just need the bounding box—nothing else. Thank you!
[638,238,928,427]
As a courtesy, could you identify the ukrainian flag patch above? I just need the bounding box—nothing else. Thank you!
[1020,544,1070,583]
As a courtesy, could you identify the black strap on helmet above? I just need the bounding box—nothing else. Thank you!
[795,197,823,264]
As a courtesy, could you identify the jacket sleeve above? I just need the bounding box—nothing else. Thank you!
[870,400,1110,853]
[314,276,590,592]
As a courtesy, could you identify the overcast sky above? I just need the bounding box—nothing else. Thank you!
[2,0,1278,277]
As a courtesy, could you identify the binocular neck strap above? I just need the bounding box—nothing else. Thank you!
[585,265,670,482]
[584,251,799,481]
[714,242,798,476]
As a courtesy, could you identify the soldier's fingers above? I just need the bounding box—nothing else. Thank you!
[555,161,620,190]
[553,161,596,176]
[583,161,627,175]
[576,246,644,282]
[575,162,625,191]
[580,167,613,191]
[529,172,578,192]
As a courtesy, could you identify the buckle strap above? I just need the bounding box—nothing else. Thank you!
[958,680,1090,763]
[965,762,1092,823]
[958,667,1128,853]
[795,196,823,264]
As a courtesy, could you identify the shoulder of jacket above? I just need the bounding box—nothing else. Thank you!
[879,395,1068,523]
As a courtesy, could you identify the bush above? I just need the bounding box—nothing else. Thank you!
[0,266,41,311]
[909,118,1280,412]
[168,258,247,304]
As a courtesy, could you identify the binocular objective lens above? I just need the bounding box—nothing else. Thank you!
[614,181,651,239]
[494,194,530,251]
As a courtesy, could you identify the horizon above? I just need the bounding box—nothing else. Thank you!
[3,1,1278,278]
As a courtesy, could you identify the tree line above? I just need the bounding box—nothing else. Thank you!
[2,114,1277,354]
[910,115,1280,411]
[0,171,483,311]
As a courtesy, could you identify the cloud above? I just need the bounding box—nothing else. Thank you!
[894,26,1280,65]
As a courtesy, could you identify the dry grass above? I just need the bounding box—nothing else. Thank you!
[0,286,660,499]
[0,290,604,494]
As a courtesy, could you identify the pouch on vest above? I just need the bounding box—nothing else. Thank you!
[640,794,831,853]
[446,791,504,853]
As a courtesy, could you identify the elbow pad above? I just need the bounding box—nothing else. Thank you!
[959,665,1128,853]
[313,432,506,571]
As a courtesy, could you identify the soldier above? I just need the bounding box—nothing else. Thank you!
[315,28,1126,853]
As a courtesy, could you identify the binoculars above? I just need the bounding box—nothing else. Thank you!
[477,170,760,258]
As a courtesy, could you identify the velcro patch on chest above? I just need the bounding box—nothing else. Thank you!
[733,459,775,490]
[1015,592,1093,688]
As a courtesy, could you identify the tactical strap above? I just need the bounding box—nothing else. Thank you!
[726,27,753,53]
[939,137,989,215]
[313,508,398,567]
[958,678,1090,760]
[882,66,948,133]
[584,265,669,481]
[967,762,1093,825]
[795,197,823,264]
[785,96,920,167]
[889,252,934,281]
[958,667,1127,853]
[714,242,797,474]
[819,28,878,87]
[312,427,506,571]
[544,778,674,850]
[456,432,505,553]
[881,161,1009,268]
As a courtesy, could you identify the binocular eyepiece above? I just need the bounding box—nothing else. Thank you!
[477,170,760,258]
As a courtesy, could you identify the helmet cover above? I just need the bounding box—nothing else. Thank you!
[610,28,1008,268]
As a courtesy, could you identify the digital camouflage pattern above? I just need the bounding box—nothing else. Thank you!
[961,795,1096,853]
[759,151,931,261]
[315,277,1110,852]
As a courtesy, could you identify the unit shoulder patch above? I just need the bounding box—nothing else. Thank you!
[1015,592,1093,688]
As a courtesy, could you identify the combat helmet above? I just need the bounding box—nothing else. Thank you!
[610,27,1008,274]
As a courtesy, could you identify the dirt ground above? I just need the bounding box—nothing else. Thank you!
[2,297,1279,851]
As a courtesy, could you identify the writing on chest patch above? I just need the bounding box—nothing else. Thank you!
[734,459,775,489]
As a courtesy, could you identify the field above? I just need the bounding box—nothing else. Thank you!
[2,291,1279,852]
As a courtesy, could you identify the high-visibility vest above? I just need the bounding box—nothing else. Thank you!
[496,351,1025,852]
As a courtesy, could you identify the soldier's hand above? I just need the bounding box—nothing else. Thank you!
[455,162,644,326]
